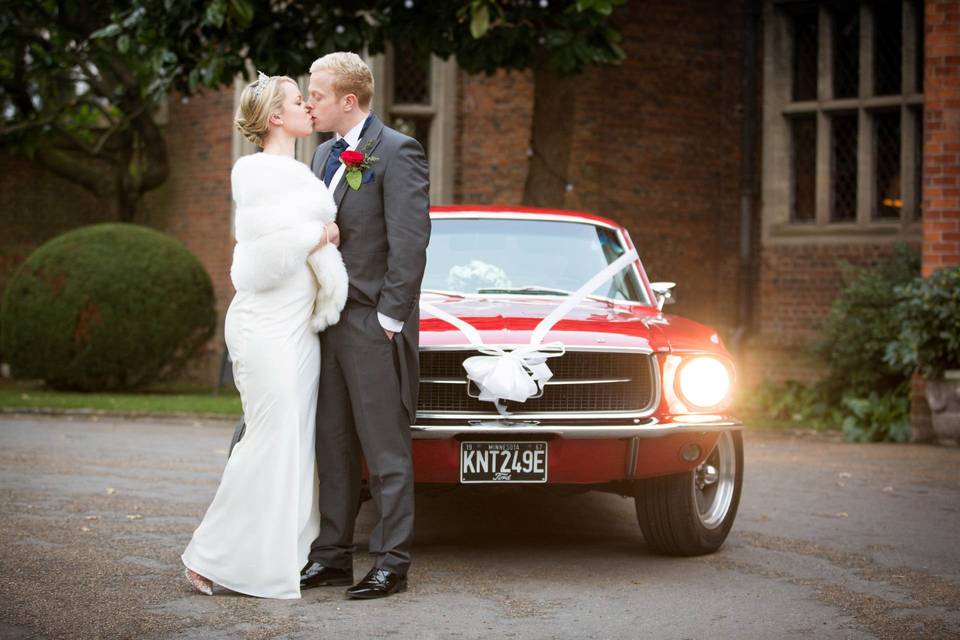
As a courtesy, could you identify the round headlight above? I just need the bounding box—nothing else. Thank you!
[676,356,731,409]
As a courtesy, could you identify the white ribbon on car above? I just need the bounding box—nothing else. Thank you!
[420,249,639,416]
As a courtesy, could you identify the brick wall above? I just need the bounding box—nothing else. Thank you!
[455,69,534,204]
[912,0,960,440]
[744,242,919,388]
[565,0,745,334]
[922,0,960,276]
[142,87,236,383]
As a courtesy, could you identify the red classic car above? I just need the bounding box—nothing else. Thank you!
[411,206,743,556]
[228,205,743,556]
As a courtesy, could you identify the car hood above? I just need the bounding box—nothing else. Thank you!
[418,294,668,352]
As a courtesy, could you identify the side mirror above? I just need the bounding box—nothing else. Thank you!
[650,282,676,311]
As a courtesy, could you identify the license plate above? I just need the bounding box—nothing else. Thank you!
[459,441,548,483]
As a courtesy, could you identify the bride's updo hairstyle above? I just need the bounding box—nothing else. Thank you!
[235,74,298,147]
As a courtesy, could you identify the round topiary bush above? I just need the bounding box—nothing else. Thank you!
[0,223,216,391]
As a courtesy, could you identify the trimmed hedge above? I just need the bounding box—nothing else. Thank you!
[0,223,216,391]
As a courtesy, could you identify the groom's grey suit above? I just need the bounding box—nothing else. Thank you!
[307,114,430,575]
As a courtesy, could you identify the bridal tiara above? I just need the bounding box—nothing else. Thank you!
[253,70,270,98]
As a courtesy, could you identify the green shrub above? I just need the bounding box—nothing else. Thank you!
[746,380,911,442]
[884,265,960,380]
[746,379,842,430]
[840,387,911,443]
[816,244,920,402]
[0,223,216,391]
[743,247,923,442]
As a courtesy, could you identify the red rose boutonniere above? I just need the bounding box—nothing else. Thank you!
[340,141,379,190]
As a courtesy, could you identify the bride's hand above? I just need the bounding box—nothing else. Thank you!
[325,222,340,248]
[310,222,340,253]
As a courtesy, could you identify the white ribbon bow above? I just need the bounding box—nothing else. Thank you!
[464,342,565,405]
[420,248,639,415]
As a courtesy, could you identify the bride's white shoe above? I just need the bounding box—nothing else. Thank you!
[185,568,213,595]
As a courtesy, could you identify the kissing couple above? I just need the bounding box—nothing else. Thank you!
[180,51,430,600]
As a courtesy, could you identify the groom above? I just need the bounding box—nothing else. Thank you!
[300,52,430,599]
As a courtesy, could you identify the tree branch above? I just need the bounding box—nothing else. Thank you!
[34,144,115,199]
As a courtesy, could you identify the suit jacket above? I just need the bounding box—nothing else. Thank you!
[310,114,431,423]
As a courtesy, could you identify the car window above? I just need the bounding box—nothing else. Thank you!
[423,218,646,303]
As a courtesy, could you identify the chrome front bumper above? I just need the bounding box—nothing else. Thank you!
[410,416,743,440]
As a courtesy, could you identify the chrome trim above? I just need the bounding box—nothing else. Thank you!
[427,212,653,307]
[419,344,655,354]
[626,436,640,478]
[430,211,622,231]
[417,350,662,420]
[417,410,654,421]
[695,431,737,529]
[420,377,633,386]
[410,418,742,440]
[544,377,633,386]
[421,377,467,385]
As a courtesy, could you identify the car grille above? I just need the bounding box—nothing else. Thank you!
[417,350,658,416]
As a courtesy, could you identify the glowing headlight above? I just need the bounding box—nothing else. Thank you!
[676,356,731,409]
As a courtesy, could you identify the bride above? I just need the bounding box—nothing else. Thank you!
[181,72,347,599]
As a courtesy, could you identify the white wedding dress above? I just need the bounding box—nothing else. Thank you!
[182,153,346,599]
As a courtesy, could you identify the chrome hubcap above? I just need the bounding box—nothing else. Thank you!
[696,464,719,489]
[693,431,736,530]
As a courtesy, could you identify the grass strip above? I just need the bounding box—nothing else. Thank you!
[0,381,241,417]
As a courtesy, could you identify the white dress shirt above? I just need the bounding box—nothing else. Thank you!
[333,114,404,335]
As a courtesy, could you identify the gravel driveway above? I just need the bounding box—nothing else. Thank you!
[0,415,958,639]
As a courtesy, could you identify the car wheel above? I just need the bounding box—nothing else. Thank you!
[634,430,743,556]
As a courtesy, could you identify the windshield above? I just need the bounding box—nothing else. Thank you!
[422,218,646,303]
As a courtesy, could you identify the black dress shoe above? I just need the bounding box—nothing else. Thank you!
[300,563,354,589]
[345,567,407,599]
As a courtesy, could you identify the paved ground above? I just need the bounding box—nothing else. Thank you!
[0,415,958,640]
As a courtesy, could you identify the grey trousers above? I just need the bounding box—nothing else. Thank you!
[308,303,414,574]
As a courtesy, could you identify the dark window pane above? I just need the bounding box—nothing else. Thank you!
[392,44,430,105]
[792,9,819,101]
[832,5,860,98]
[914,108,923,220]
[831,114,859,222]
[791,115,817,222]
[874,1,903,95]
[914,0,924,93]
[874,111,901,219]
[390,115,431,159]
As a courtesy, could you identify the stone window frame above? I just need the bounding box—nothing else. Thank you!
[761,0,924,244]
[370,47,457,204]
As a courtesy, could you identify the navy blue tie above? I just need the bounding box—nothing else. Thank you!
[323,138,349,186]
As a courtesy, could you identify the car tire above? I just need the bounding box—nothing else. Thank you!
[634,430,743,556]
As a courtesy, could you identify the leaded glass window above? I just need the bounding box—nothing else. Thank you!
[831,114,859,222]
[791,115,817,222]
[773,0,924,230]
[832,4,860,98]
[874,111,901,219]
[873,1,903,96]
[792,8,819,101]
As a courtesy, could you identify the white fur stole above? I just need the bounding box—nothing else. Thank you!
[229,153,348,331]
